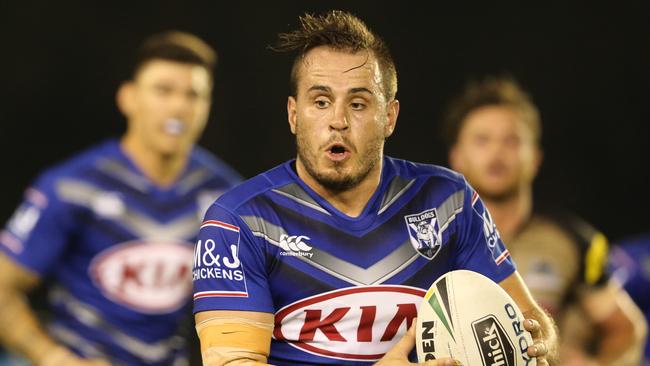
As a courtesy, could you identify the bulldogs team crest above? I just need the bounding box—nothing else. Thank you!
[404,208,442,259]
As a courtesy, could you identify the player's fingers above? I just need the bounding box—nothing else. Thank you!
[421,359,462,366]
[384,322,461,365]
[523,318,541,338]
[523,318,549,364]
[527,341,548,358]
[386,320,417,357]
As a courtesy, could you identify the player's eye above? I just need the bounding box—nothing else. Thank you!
[350,102,366,111]
[473,135,490,146]
[153,84,173,96]
[186,90,200,100]
[504,135,521,148]
[315,99,330,109]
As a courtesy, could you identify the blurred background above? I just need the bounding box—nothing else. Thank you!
[1,0,648,240]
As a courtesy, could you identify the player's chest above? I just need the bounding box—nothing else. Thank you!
[68,189,212,313]
[262,221,457,357]
[70,185,221,246]
[261,208,458,289]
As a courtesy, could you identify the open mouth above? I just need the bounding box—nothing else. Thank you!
[326,143,350,161]
[163,118,185,136]
[330,145,346,154]
[487,162,508,176]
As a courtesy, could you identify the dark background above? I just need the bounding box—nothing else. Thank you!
[1,1,648,241]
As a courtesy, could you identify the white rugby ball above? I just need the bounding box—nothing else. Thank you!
[416,270,536,366]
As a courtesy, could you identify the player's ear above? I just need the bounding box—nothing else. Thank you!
[531,146,543,178]
[384,99,400,138]
[448,144,463,171]
[287,96,297,135]
[116,82,135,117]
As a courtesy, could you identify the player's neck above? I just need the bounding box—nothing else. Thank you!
[120,136,188,188]
[481,187,533,243]
[296,160,382,218]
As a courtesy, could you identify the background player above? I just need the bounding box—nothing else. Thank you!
[444,75,646,365]
[610,234,650,366]
[192,10,558,366]
[0,31,241,365]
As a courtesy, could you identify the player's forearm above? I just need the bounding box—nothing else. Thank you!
[595,337,641,366]
[196,314,274,366]
[592,288,647,366]
[202,347,270,366]
[594,312,647,365]
[525,306,560,366]
[0,288,63,365]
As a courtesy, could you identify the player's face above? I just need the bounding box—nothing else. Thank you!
[120,60,212,158]
[449,105,541,201]
[287,46,399,192]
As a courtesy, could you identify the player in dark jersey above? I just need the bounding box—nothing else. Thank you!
[445,76,646,365]
[610,234,650,366]
[0,31,241,365]
[192,10,558,366]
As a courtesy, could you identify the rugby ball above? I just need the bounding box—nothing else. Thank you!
[416,270,536,366]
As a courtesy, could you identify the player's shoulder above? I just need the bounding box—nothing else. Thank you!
[386,156,469,189]
[533,208,604,248]
[189,145,242,185]
[616,232,650,248]
[614,232,650,260]
[33,139,118,188]
[534,208,610,286]
[211,160,294,212]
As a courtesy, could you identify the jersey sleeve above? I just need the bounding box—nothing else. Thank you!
[0,175,74,275]
[192,203,273,314]
[454,182,516,283]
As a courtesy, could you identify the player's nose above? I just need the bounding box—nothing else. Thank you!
[329,105,349,131]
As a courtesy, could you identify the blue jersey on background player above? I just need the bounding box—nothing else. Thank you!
[610,234,650,366]
[193,157,514,364]
[1,140,241,365]
[0,31,242,366]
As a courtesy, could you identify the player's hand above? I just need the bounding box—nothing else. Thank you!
[524,318,552,366]
[374,322,461,366]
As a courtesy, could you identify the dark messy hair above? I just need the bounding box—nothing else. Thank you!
[271,10,397,100]
[443,76,541,147]
[130,30,217,79]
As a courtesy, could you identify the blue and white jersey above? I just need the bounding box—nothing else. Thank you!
[192,157,515,365]
[0,139,241,366]
[610,234,650,365]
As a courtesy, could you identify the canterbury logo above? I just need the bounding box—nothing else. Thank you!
[278,234,313,258]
